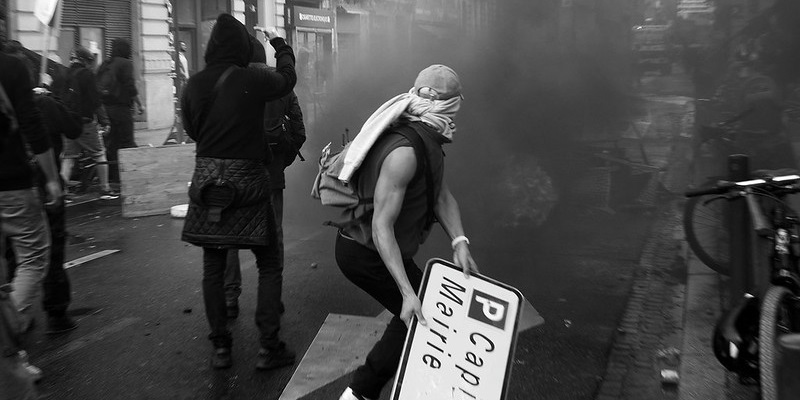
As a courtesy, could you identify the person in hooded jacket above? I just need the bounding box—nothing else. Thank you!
[180,14,297,371]
[98,38,145,184]
[223,35,306,320]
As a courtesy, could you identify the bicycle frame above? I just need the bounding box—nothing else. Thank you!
[688,173,800,386]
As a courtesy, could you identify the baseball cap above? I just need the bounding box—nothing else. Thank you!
[71,46,95,63]
[414,64,463,100]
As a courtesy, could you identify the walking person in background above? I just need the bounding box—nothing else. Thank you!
[55,46,117,200]
[178,41,190,84]
[180,14,297,371]
[98,38,145,185]
[224,36,307,319]
[32,88,82,334]
[334,65,479,400]
[4,86,82,335]
[0,42,63,395]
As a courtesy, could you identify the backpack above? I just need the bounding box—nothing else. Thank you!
[0,80,18,154]
[96,62,120,102]
[59,68,85,113]
[311,123,435,230]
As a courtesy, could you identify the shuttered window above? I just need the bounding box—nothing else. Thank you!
[61,0,132,56]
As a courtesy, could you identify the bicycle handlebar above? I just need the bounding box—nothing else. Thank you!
[685,174,800,198]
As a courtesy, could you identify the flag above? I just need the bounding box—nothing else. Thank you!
[33,0,60,26]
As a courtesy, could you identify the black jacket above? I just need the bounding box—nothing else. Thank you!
[0,53,49,191]
[34,93,82,159]
[264,88,305,189]
[180,13,296,248]
[55,64,102,120]
[181,13,296,162]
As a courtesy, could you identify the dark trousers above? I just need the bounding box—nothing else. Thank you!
[335,233,423,399]
[105,104,136,183]
[4,199,71,317]
[224,190,283,304]
[202,243,282,349]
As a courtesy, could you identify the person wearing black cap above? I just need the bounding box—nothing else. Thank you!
[335,65,478,400]
[180,14,297,371]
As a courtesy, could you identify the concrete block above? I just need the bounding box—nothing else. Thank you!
[119,144,195,218]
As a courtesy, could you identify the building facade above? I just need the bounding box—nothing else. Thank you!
[2,0,495,131]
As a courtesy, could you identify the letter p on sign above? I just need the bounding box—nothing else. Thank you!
[468,290,509,329]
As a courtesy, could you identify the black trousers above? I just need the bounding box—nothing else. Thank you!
[105,104,136,183]
[335,233,422,399]
[202,244,283,350]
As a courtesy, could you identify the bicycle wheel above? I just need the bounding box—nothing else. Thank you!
[759,285,798,400]
[683,192,730,275]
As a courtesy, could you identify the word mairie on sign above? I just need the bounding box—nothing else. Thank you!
[391,259,524,400]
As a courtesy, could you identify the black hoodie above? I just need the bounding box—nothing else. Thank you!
[99,38,138,106]
[181,14,296,162]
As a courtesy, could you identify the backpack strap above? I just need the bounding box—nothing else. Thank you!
[198,66,235,130]
[392,123,436,228]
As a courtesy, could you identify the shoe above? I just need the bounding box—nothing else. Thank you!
[17,351,43,383]
[210,347,232,369]
[99,189,119,200]
[339,387,374,400]
[46,315,78,335]
[226,302,239,319]
[255,342,295,370]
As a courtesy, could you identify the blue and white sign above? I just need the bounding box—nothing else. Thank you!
[391,259,524,400]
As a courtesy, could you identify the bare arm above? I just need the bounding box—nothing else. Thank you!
[372,147,427,327]
[435,180,479,277]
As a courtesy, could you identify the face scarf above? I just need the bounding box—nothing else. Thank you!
[400,87,461,142]
[337,89,462,183]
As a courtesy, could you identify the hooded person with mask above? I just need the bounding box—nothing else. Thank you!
[180,14,297,370]
[222,35,306,321]
[334,65,479,400]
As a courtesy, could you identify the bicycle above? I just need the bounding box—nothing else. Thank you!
[685,171,800,399]
[684,120,790,275]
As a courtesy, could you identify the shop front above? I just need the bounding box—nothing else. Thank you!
[289,5,335,110]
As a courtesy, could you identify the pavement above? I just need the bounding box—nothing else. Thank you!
[592,70,800,400]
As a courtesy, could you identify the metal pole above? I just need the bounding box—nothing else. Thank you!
[728,154,750,305]
[171,0,183,143]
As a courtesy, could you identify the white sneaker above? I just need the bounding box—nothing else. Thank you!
[339,387,374,400]
[17,351,43,383]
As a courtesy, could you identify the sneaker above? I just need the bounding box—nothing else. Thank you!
[17,351,43,383]
[339,387,374,400]
[99,189,119,200]
[210,347,232,369]
[255,342,295,370]
[46,315,78,335]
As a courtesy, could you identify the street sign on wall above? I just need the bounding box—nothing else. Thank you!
[292,6,335,30]
[391,259,523,400]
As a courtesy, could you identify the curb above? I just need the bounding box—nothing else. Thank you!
[677,234,727,400]
[595,199,688,399]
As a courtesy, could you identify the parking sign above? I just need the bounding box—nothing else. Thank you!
[391,259,523,400]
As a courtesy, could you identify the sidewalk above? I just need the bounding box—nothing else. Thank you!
[594,75,800,399]
[591,70,743,399]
